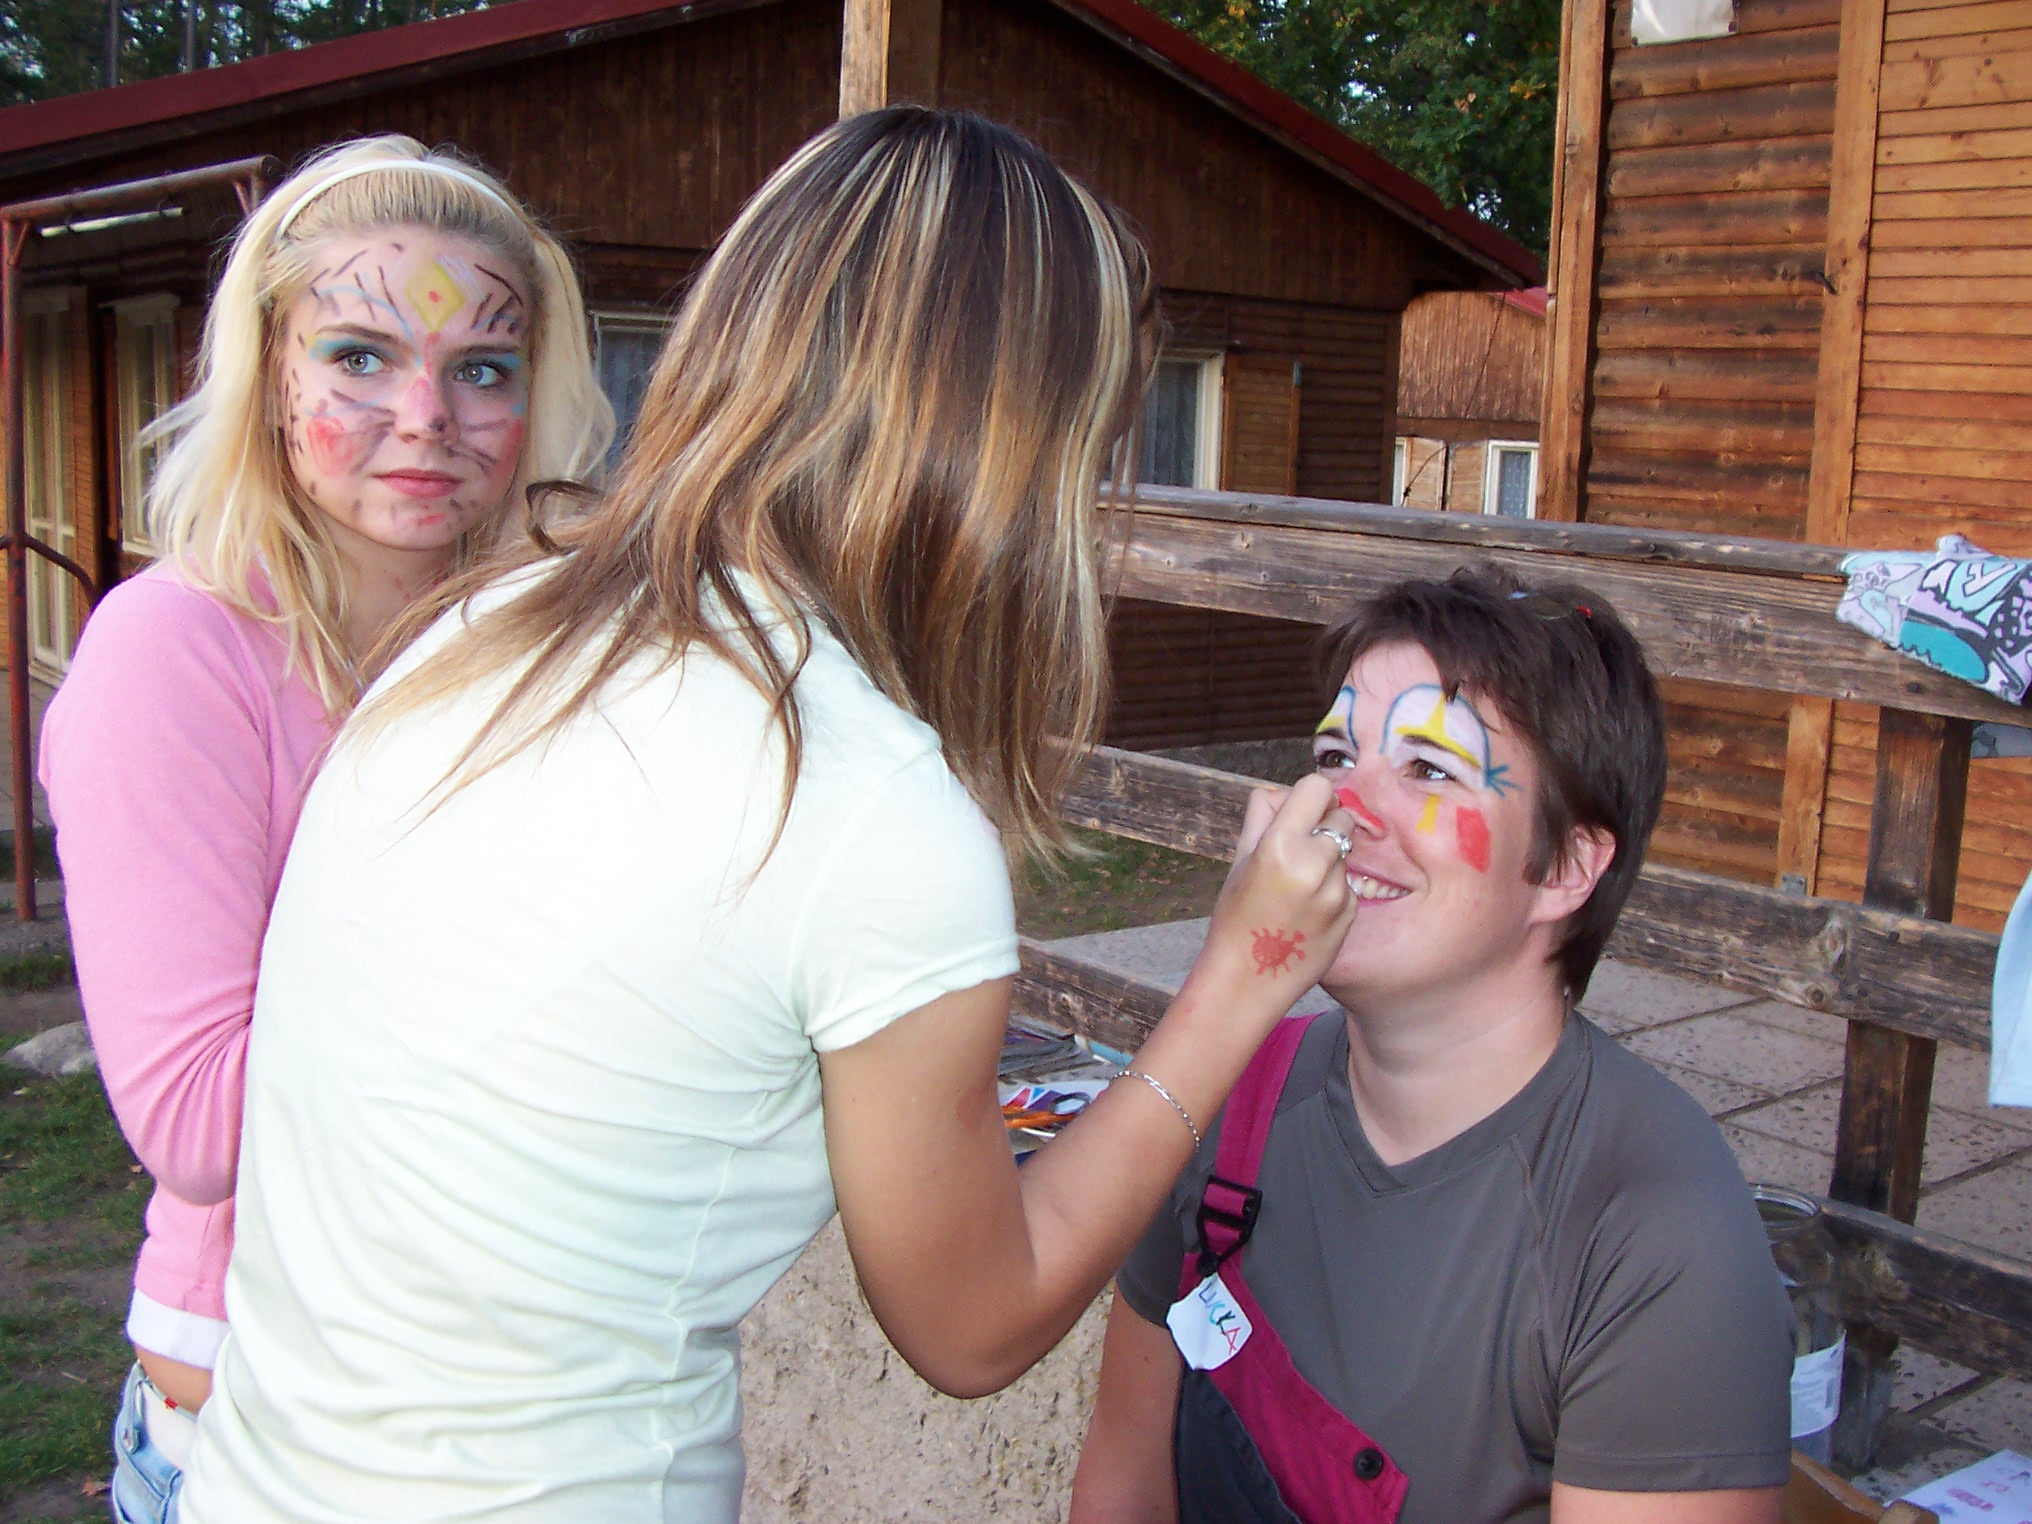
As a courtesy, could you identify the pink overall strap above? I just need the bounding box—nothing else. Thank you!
[1188,1017,1312,1284]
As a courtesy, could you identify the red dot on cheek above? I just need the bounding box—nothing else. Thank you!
[1455,806,1492,874]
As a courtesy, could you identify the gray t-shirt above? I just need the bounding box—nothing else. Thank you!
[1118,1013,1794,1524]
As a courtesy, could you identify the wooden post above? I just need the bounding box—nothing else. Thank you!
[1782,0,1886,903]
[1829,706,1972,1466]
[839,0,941,117]
[1536,0,1609,523]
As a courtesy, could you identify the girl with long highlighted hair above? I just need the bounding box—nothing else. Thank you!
[179,109,1361,1522]
[38,134,609,1521]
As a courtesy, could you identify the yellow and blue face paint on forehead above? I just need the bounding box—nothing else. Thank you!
[1316,684,1357,738]
[1380,685,1518,797]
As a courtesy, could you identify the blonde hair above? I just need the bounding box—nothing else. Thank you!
[369,108,1157,859]
[144,135,614,712]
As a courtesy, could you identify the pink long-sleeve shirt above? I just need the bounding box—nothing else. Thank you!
[41,563,336,1363]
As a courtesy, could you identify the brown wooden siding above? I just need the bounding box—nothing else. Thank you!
[1105,600,1326,749]
[1586,0,1839,544]
[0,0,846,288]
[1574,0,1842,889]
[1805,0,2032,934]
[938,0,1481,310]
[1398,290,1545,425]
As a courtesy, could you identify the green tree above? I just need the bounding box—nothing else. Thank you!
[1141,0,1559,256]
[0,0,493,108]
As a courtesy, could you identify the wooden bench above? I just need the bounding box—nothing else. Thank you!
[1013,482,2031,1468]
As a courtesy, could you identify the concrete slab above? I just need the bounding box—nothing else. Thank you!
[1934,1376,2032,1457]
[1932,1043,2032,1135]
[1622,1013,1847,1096]
[1578,959,1755,1031]
[1850,1416,1991,1504]
[1728,1083,2032,1187]
[1725,999,1852,1049]
[1720,1123,1830,1196]
[1643,1059,1769,1117]
[1919,1160,2032,1263]
[1895,1348,1987,1413]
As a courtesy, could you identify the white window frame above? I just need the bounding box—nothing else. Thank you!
[1138,349,1224,490]
[1482,439,1540,519]
[1391,437,1409,505]
[113,293,179,558]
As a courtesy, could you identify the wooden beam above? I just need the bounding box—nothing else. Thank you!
[1538,0,1610,522]
[1776,695,1836,893]
[1060,744,2000,1050]
[839,0,941,116]
[1830,705,1971,1467]
[1803,0,1887,553]
[1783,0,1887,915]
[1107,509,2030,726]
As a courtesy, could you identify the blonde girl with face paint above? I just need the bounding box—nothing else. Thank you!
[175,109,1361,1524]
[37,135,609,1522]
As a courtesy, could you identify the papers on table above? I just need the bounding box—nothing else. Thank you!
[1904,1451,2032,1521]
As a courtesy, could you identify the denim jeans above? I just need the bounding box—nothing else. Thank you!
[110,1365,183,1524]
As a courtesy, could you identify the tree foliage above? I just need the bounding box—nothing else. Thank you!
[1140,0,1560,256]
[0,0,493,110]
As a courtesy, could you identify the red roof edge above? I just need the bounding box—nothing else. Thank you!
[1503,285,1549,317]
[0,0,694,159]
[1052,0,1543,286]
[0,0,1542,287]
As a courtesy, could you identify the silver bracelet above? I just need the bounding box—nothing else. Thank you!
[1116,1068,1202,1149]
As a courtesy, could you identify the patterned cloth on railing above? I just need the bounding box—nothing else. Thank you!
[1837,536,2032,1106]
[1837,534,2032,705]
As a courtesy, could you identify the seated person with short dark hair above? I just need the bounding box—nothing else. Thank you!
[1069,567,1794,1524]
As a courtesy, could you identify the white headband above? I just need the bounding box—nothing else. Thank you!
[273,158,522,242]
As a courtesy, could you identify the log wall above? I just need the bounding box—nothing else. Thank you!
[1808,0,2032,933]
[1549,0,2032,912]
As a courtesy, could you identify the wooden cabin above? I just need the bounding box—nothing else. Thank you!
[1541,0,2032,930]
[1393,286,1546,515]
[0,0,1539,754]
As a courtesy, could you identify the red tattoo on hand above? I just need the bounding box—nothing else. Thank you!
[1250,928,1304,975]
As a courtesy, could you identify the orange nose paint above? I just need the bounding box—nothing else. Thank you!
[1456,806,1491,873]
[1334,785,1385,832]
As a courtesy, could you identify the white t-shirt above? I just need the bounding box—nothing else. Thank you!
[182,577,1018,1523]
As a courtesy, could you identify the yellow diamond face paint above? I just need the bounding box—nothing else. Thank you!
[405,257,472,334]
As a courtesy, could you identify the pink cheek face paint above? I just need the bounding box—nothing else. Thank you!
[1455,806,1492,873]
[304,415,366,477]
[1334,785,1385,833]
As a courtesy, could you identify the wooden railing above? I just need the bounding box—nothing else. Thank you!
[1012,483,2031,1465]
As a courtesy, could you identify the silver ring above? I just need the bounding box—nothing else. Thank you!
[1311,825,1354,859]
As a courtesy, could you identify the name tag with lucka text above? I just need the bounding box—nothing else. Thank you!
[1167,1272,1254,1370]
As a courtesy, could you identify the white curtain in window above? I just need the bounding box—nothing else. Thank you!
[1631,0,1733,44]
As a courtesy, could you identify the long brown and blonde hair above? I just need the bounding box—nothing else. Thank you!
[367,108,1158,857]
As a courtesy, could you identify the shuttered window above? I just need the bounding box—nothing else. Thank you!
[1220,355,1300,495]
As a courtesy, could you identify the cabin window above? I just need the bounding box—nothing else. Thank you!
[1631,0,1733,43]
[1140,352,1223,489]
[114,294,180,558]
[1391,438,1408,505]
[22,293,78,674]
[1484,441,1539,519]
[593,311,672,471]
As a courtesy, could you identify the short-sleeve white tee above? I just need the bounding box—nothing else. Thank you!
[182,575,1018,1524]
